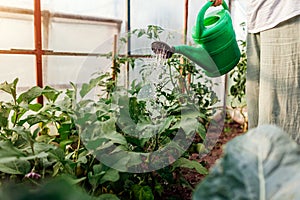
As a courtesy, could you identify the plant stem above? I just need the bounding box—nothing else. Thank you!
[168,64,177,90]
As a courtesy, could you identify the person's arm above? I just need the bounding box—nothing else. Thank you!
[210,0,223,6]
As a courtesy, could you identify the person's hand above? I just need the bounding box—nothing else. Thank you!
[210,0,223,6]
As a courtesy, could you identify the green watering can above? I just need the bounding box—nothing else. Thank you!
[151,1,241,77]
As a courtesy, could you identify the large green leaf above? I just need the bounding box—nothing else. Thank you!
[0,140,49,169]
[132,185,154,200]
[103,132,127,145]
[172,157,208,175]
[0,178,110,200]
[23,113,50,126]
[87,164,119,188]
[99,168,120,184]
[0,141,25,163]
[98,194,120,200]
[0,160,31,174]
[79,73,109,98]
[17,86,43,104]
[28,103,43,111]
[0,78,18,100]
[193,125,300,200]
[87,164,105,189]
[42,86,61,102]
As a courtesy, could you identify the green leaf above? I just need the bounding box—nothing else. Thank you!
[0,103,10,127]
[172,158,208,175]
[0,115,8,128]
[180,117,198,135]
[25,114,50,126]
[0,160,30,174]
[0,78,18,100]
[100,151,131,172]
[99,168,120,184]
[17,86,43,104]
[79,73,109,98]
[48,148,65,162]
[127,152,143,167]
[0,141,25,163]
[154,183,164,196]
[28,103,43,111]
[52,162,63,177]
[197,123,206,141]
[31,177,91,199]
[59,175,87,185]
[193,125,300,200]
[137,29,145,38]
[85,138,109,150]
[88,166,105,189]
[33,142,56,154]
[19,152,49,161]
[58,123,73,140]
[103,132,128,145]
[158,116,176,134]
[92,164,105,175]
[77,152,88,164]
[132,185,154,200]
[42,86,61,102]
[59,139,73,149]
[13,126,34,144]
[98,194,120,200]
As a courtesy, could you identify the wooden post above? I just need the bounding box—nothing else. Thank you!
[34,0,43,104]
[125,0,131,88]
[42,10,50,88]
[112,34,118,82]
[183,0,189,45]
[184,0,192,88]
[180,0,190,93]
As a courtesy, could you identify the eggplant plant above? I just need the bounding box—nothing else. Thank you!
[0,25,220,200]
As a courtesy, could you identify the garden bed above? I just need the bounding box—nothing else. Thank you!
[162,120,245,200]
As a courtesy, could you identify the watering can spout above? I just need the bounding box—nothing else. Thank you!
[173,45,217,73]
[151,41,219,77]
[151,41,218,75]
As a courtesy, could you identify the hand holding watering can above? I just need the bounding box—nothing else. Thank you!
[210,0,223,7]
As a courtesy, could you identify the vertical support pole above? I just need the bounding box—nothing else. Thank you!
[42,11,50,88]
[34,0,43,104]
[125,0,131,88]
[107,34,118,99]
[183,0,189,45]
[183,0,192,88]
[126,0,131,54]
[180,0,190,93]
[224,0,231,111]
[112,34,118,82]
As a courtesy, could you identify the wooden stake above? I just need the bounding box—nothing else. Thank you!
[183,0,189,45]
[112,34,118,82]
[34,0,43,104]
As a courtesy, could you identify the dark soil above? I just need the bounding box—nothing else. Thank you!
[161,121,245,200]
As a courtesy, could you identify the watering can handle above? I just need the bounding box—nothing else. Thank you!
[193,1,229,42]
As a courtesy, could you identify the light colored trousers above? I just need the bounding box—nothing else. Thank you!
[246,15,300,143]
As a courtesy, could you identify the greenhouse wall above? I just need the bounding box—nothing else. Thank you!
[0,0,247,105]
[0,4,121,94]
